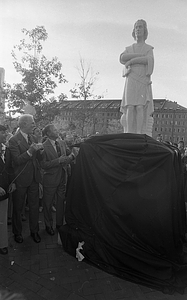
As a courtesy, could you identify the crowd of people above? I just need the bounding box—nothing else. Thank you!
[0,114,79,254]
[1,114,187,256]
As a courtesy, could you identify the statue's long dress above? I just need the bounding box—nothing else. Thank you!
[120,43,154,135]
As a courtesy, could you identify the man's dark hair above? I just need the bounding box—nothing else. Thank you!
[42,124,53,137]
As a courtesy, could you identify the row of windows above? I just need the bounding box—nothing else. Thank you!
[61,109,187,120]
[62,111,187,120]
[154,113,187,119]
[62,117,71,121]
[61,117,114,124]
[106,113,118,117]
[161,135,184,142]
[63,112,72,116]
[155,127,185,133]
[154,120,186,125]
[62,112,118,117]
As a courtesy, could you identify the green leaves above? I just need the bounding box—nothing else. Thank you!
[6,26,67,121]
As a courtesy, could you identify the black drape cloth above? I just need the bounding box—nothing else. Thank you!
[59,133,187,294]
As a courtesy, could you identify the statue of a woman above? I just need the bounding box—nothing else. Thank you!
[119,20,154,135]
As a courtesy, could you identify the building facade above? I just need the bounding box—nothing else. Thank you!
[55,99,122,136]
[152,99,187,144]
[55,98,187,143]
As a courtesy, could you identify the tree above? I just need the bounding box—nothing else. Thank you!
[35,96,67,127]
[107,119,123,134]
[5,26,67,121]
[70,58,103,101]
[69,58,103,135]
[71,109,91,136]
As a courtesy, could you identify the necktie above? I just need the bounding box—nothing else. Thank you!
[27,135,32,146]
[55,141,61,157]
[0,144,5,163]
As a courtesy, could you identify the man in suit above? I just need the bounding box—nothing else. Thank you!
[41,124,75,235]
[9,114,43,243]
[0,125,16,254]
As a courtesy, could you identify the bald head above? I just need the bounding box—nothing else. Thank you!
[18,114,35,134]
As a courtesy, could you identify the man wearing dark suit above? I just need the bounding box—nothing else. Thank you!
[41,124,75,235]
[9,114,43,243]
[0,125,16,255]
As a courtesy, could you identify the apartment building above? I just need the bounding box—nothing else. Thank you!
[152,99,187,143]
[56,99,121,135]
[57,99,187,142]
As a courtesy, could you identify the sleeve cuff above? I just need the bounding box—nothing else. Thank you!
[27,150,32,157]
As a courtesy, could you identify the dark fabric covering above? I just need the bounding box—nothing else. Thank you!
[59,133,187,294]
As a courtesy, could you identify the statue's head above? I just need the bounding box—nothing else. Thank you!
[132,19,148,41]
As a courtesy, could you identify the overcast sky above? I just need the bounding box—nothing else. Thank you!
[1,0,187,107]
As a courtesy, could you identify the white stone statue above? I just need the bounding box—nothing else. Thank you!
[119,19,154,136]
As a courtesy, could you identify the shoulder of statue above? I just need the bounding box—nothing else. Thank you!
[145,43,154,50]
[125,44,134,52]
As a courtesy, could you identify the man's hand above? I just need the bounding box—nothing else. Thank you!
[0,187,6,196]
[36,143,44,150]
[68,153,75,161]
[72,147,79,157]
[28,143,43,155]
[59,153,76,165]
[8,183,16,193]
[59,155,68,164]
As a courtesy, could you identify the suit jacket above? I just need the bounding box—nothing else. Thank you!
[41,138,72,187]
[0,146,14,201]
[9,131,42,187]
